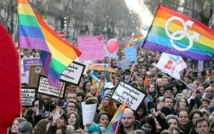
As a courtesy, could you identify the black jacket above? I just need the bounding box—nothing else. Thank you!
[117,120,150,134]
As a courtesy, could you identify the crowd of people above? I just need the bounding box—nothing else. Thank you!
[9,43,214,134]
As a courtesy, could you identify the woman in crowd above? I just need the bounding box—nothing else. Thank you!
[10,117,26,134]
[98,91,117,119]
[186,110,203,134]
[33,119,50,134]
[82,81,92,94]
[94,111,110,128]
[66,111,81,131]
[141,116,157,134]
[178,110,191,134]
[135,102,148,123]
[174,97,195,115]
[47,107,67,134]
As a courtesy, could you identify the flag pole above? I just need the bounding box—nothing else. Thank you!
[179,79,191,89]
[128,48,142,82]
[18,47,23,118]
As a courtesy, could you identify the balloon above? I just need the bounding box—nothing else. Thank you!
[142,24,150,31]
[107,39,118,53]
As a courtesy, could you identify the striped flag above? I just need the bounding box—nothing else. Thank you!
[18,0,81,88]
[105,103,126,134]
[143,4,214,60]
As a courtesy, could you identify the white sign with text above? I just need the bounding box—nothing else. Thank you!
[37,76,65,98]
[21,88,36,107]
[112,81,145,110]
[60,61,85,86]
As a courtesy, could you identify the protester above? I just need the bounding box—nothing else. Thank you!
[10,117,26,134]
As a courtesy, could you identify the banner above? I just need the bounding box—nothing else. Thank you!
[78,35,105,61]
[60,61,85,86]
[155,52,187,79]
[112,81,145,110]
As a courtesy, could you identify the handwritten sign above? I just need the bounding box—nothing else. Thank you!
[60,61,85,86]
[112,81,145,110]
[81,102,97,125]
[78,35,105,61]
[21,88,36,107]
[124,46,137,61]
[22,58,42,72]
[37,75,65,98]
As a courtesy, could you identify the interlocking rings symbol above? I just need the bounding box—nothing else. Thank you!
[165,16,200,51]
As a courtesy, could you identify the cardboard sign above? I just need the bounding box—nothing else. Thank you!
[21,88,37,107]
[37,75,66,98]
[22,58,42,72]
[28,65,45,88]
[112,81,145,110]
[78,35,105,61]
[81,102,97,125]
[60,61,85,86]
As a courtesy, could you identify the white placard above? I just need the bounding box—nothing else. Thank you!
[37,76,65,98]
[21,88,36,107]
[198,61,204,71]
[112,81,145,110]
[60,61,85,86]
[81,102,97,125]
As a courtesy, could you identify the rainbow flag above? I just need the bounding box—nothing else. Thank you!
[99,79,105,99]
[144,76,149,94]
[143,4,214,61]
[105,102,126,134]
[18,0,81,88]
[144,95,153,103]
[133,34,144,45]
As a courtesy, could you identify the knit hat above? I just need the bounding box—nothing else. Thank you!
[164,85,173,93]
[104,90,113,98]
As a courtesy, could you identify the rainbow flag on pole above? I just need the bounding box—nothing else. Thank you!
[133,34,144,45]
[143,4,214,60]
[105,102,126,134]
[18,0,81,88]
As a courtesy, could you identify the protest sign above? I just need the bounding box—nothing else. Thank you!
[124,46,137,61]
[78,35,105,61]
[22,58,42,72]
[198,61,204,71]
[116,59,131,69]
[60,61,85,86]
[81,102,97,125]
[112,81,145,110]
[37,75,65,98]
[155,53,187,79]
[28,65,45,88]
[21,87,36,107]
